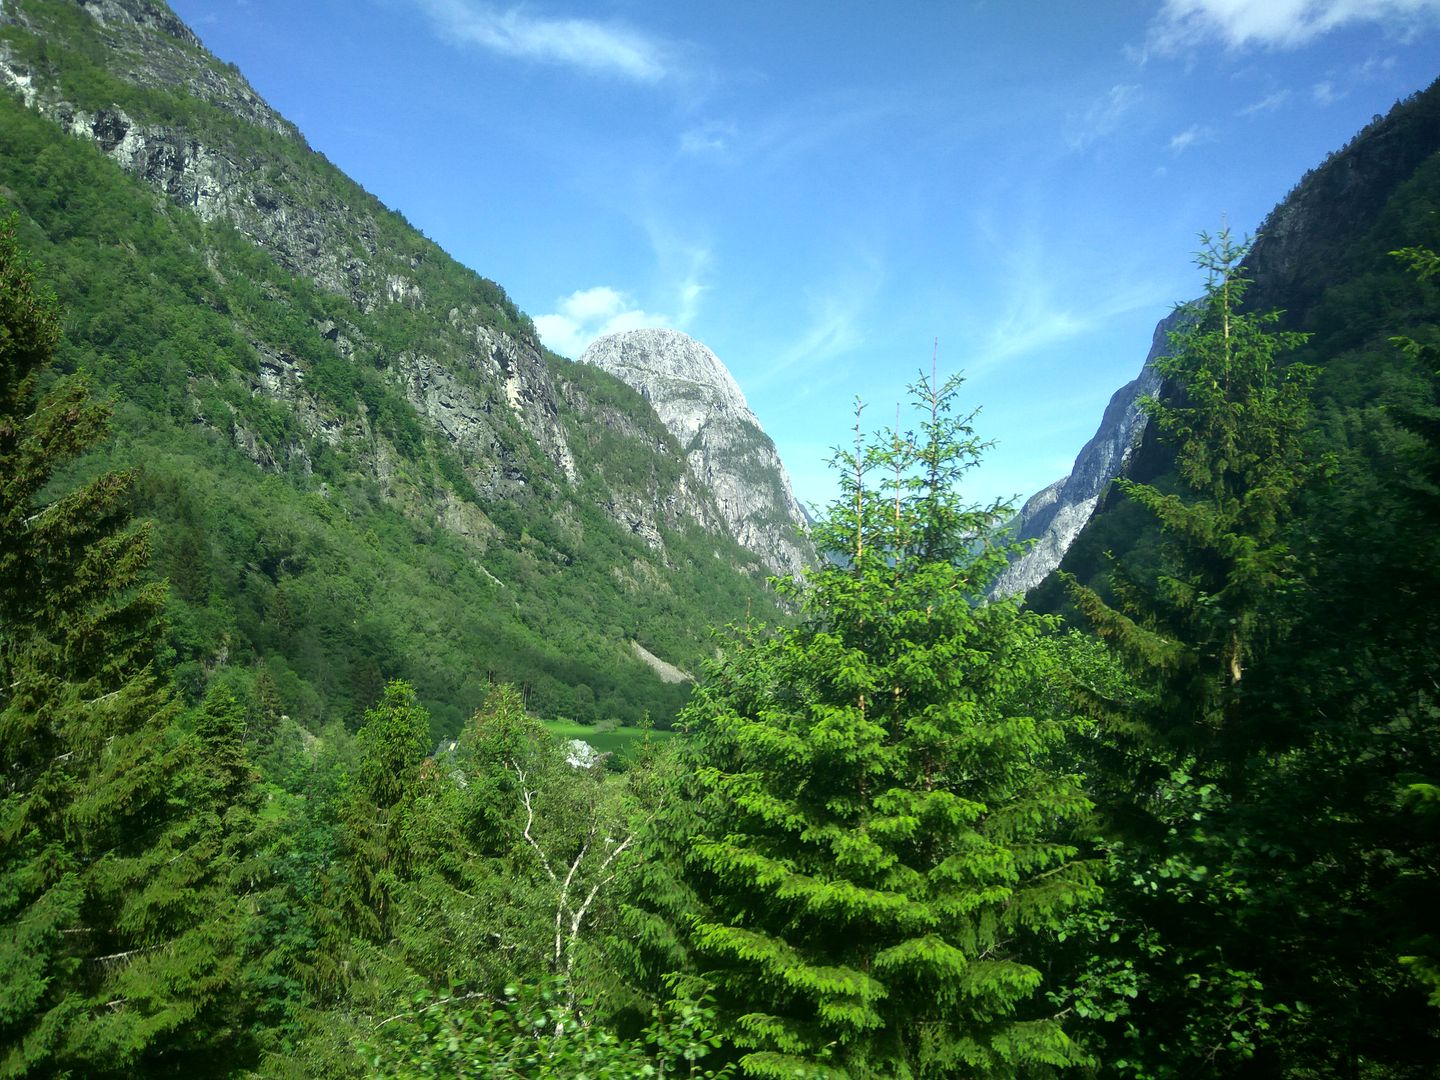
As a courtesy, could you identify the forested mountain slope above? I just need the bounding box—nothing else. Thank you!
[1029,74,1440,614]
[0,0,798,731]
[2,7,1437,1073]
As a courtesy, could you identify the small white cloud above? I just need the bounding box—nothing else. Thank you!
[1148,0,1440,54]
[411,0,676,82]
[536,236,710,358]
[1238,88,1293,115]
[1067,84,1143,150]
[535,286,671,357]
[1168,123,1215,152]
[679,120,737,156]
[1313,79,1343,103]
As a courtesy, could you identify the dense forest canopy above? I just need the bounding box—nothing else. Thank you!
[0,1,1438,1075]
[3,211,1438,1074]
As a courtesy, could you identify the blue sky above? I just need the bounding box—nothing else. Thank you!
[169,0,1440,513]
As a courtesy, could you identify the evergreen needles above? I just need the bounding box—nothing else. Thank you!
[677,372,1100,1078]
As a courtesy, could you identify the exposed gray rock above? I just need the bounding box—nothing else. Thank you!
[0,4,580,492]
[580,329,813,577]
[0,0,816,576]
[989,309,1186,599]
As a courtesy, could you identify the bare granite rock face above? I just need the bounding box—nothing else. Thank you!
[580,329,813,577]
[989,309,1185,600]
[0,0,762,563]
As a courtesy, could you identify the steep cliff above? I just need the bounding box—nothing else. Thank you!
[1025,75,1440,613]
[0,0,782,726]
[581,329,813,577]
[990,310,1179,598]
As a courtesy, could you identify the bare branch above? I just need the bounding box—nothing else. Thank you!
[375,991,489,1029]
[568,832,636,944]
[511,759,558,884]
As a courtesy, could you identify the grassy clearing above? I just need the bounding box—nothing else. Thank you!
[541,720,676,762]
[541,722,676,766]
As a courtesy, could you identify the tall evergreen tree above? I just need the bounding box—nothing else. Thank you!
[1067,228,1316,769]
[1060,230,1322,1074]
[677,373,1099,1078]
[329,680,433,948]
[0,216,243,1074]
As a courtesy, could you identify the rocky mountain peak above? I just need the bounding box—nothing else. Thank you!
[581,328,757,434]
[581,329,813,577]
[988,309,1181,599]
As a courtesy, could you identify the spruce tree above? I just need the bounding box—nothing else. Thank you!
[1066,228,1316,767]
[678,372,1098,1078]
[0,216,243,1073]
[330,680,434,947]
[1060,230,1321,1073]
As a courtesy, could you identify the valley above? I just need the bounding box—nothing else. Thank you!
[1,2,1437,1076]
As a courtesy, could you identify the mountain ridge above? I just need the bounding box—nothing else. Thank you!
[1024,74,1440,614]
[0,0,798,726]
[1003,77,1440,603]
[581,328,813,578]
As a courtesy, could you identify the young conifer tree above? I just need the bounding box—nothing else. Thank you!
[1059,230,1320,1071]
[678,371,1098,1078]
[1065,228,1316,769]
[0,217,244,1072]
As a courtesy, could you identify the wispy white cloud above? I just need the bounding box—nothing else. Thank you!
[964,215,1170,376]
[757,257,886,387]
[1147,0,1440,54]
[1066,84,1144,150]
[410,0,677,82]
[694,93,900,176]
[1168,123,1216,152]
[535,234,711,358]
[679,120,737,156]
[776,299,864,371]
[1313,79,1343,103]
[974,280,1165,371]
[1238,88,1293,115]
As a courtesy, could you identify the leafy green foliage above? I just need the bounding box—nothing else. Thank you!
[1061,231,1440,1077]
[366,976,734,1078]
[0,216,248,1074]
[0,54,777,735]
[673,375,1099,1077]
[4,5,1440,1075]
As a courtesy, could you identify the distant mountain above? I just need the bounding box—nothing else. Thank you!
[1001,76,1440,606]
[0,0,788,728]
[1024,74,1440,614]
[990,311,1177,599]
[581,329,813,578]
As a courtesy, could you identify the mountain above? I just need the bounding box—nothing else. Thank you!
[580,328,813,578]
[0,0,796,729]
[1024,74,1440,614]
[1003,76,1440,606]
[990,310,1177,598]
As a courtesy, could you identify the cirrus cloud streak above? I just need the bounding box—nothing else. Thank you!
[410,0,676,82]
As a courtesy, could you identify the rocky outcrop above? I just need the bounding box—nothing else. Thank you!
[580,329,813,577]
[989,310,1183,599]
[0,16,579,489]
[1246,79,1440,321]
[0,0,756,561]
[998,80,1440,602]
